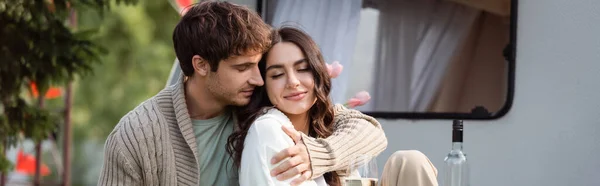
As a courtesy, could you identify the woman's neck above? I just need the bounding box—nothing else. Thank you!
[285,112,310,135]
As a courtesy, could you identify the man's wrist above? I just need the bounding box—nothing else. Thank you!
[299,133,317,178]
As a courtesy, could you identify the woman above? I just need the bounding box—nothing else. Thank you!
[226,27,376,186]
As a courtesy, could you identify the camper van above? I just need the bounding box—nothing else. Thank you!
[163,0,599,185]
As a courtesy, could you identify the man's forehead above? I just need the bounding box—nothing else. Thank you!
[244,48,264,56]
[227,51,263,64]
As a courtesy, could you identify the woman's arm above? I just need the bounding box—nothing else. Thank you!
[239,116,313,186]
[302,104,389,178]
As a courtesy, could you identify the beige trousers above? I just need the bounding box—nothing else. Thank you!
[380,150,439,186]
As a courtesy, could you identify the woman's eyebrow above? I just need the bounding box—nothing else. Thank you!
[266,59,307,71]
[293,59,307,66]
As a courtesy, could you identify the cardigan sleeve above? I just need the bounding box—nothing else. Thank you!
[97,126,143,186]
[303,104,388,178]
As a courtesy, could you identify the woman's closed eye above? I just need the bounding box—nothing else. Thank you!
[296,62,311,72]
[271,73,284,79]
[298,67,311,72]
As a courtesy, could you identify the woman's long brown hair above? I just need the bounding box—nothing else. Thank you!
[227,27,340,185]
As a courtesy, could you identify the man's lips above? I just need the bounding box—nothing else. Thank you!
[241,89,254,97]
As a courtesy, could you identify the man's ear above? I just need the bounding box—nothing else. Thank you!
[192,55,209,76]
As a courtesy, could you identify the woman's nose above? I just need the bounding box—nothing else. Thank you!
[286,73,300,88]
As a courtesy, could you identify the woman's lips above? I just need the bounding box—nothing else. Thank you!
[284,92,307,101]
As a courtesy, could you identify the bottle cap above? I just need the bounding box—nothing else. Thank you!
[453,120,463,130]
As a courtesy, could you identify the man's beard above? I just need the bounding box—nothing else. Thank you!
[206,81,249,107]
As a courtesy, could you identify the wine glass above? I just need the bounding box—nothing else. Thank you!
[345,154,379,186]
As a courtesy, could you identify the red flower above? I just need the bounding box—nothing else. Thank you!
[30,82,62,99]
[175,0,194,15]
[15,149,51,176]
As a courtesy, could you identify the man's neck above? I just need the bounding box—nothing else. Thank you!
[184,77,225,120]
[286,112,310,135]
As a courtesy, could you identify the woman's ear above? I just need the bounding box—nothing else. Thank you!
[192,55,209,76]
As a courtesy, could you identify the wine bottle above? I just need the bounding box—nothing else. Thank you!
[444,120,469,186]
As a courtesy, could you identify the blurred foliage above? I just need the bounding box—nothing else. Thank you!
[72,0,178,141]
[0,0,138,173]
[2,0,184,183]
[69,0,179,184]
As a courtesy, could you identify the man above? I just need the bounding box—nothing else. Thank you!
[97,2,388,186]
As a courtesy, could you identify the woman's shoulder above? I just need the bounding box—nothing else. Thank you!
[254,107,293,127]
[247,108,293,136]
[244,108,295,147]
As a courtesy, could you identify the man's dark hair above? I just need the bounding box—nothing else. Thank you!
[173,1,272,76]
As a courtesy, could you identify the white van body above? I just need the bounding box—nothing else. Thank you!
[376,1,600,185]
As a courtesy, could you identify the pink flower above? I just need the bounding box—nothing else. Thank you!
[346,98,363,108]
[325,61,343,78]
[345,91,371,108]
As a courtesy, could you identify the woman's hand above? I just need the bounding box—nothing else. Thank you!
[269,126,312,186]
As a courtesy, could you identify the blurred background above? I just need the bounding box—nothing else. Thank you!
[1,0,180,185]
[61,1,178,185]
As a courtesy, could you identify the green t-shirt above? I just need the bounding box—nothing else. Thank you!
[192,111,238,186]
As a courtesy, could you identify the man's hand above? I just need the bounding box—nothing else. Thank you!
[270,126,312,186]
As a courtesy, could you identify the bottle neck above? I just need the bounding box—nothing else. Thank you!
[452,127,463,151]
[452,129,463,142]
[452,142,463,151]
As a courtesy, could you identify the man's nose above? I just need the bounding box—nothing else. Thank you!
[248,66,264,86]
